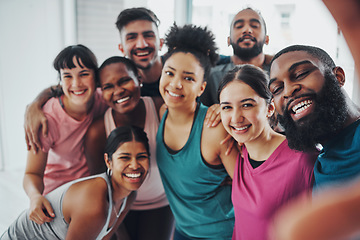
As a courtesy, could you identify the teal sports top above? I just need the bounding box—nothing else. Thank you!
[156,103,234,239]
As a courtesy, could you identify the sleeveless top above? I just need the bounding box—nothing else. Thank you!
[104,96,168,210]
[156,103,234,240]
[2,173,127,240]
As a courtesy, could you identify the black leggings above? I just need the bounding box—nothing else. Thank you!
[123,205,175,240]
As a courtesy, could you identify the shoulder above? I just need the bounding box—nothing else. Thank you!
[64,177,108,218]
[87,116,106,139]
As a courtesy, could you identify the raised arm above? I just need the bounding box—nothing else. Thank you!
[84,117,107,174]
[23,150,55,224]
[24,86,57,152]
[322,0,360,76]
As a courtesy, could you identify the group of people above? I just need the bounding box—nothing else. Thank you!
[2,0,360,239]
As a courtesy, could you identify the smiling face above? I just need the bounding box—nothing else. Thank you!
[220,81,273,144]
[159,52,206,109]
[100,62,141,114]
[228,9,268,60]
[105,139,149,193]
[269,50,348,151]
[60,56,96,107]
[118,20,163,70]
[269,51,327,124]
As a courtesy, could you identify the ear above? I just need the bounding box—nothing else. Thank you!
[198,81,207,97]
[333,66,346,87]
[267,100,276,118]
[227,36,231,47]
[264,35,269,45]
[118,44,126,56]
[159,38,165,51]
[104,153,112,169]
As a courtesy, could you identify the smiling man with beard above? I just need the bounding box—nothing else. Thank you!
[201,7,273,107]
[269,45,360,192]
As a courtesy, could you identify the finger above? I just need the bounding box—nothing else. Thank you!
[41,119,48,138]
[43,201,55,219]
[211,114,221,127]
[25,131,31,151]
[225,140,235,156]
[220,135,232,145]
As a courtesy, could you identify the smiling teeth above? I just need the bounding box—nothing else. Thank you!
[233,126,249,131]
[292,100,313,114]
[116,96,130,103]
[168,91,181,97]
[136,52,149,56]
[73,90,85,95]
[125,173,141,178]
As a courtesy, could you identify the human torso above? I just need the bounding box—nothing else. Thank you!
[104,96,168,210]
[156,103,234,240]
[40,90,108,194]
[314,119,360,192]
[232,140,316,240]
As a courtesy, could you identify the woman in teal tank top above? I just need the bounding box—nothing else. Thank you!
[156,24,238,240]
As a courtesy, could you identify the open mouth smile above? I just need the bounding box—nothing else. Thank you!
[114,96,130,104]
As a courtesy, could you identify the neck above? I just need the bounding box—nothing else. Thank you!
[231,53,265,68]
[62,96,94,121]
[139,57,163,84]
[166,101,198,124]
[244,126,285,161]
[343,97,360,128]
[112,99,145,128]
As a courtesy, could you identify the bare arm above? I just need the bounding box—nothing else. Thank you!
[23,150,55,224]
[322,0,360,76]
[84,118,107,174]
[24,86,57,153]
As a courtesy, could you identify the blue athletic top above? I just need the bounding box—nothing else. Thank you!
[314,119,360,192]
[156,103,234,240]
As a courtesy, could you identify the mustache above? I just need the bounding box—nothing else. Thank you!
[237,34,256,43]
[131,47,154,54]
[283,93,316,113]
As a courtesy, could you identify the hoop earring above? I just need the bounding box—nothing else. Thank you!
[107,168,112,177]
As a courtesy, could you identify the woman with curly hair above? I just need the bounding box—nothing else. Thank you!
[156,24,237,240]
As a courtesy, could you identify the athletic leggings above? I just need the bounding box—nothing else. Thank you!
[123,205,175,240]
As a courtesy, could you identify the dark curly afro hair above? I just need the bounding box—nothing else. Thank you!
[163,23,219,81]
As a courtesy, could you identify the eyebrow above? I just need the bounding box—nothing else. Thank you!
[166,66,195,75]
[269,60,313,85]
[220,98,256,105]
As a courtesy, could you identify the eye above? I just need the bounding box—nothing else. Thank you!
[102,84,113,90]
[294,70,310,80]
[62,75,72,79]
[221,105,232,111]
[80,72,90,77]
[119,156,131,161]
[242,103,253,108]
[271,86,283,96]
[164,71,174,76]
[143,32,155,39]
[137,154,149,161]
[184,76,194,82]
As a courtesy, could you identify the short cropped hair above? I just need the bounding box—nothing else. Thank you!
[115,7,160,33]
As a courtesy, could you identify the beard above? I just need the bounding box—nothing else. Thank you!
[230,38,264,61]
[278,70,348,152]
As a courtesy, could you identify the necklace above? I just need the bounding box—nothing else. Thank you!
[112,200,123,218]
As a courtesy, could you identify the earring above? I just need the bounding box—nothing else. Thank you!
[140,83,143,87]
[107,168,112,177]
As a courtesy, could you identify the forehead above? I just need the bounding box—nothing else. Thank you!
[220,81,259,101]
[165,52,204,73]
[270,51,324,77]
[100,63,134,80]
[120,19,158,35]
[232,9,263,26]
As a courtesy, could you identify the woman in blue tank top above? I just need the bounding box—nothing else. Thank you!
[2,126,150,240]
[156,24,238,240]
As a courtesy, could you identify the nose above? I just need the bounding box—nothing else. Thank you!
[243,23,253,34]
[114,85,125,96]
[169,76,182,89]
[129,158,140,170]
[72,76,82,87]
[232,108,245,123]
[283,83,301,99]
[135,36,148,48]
